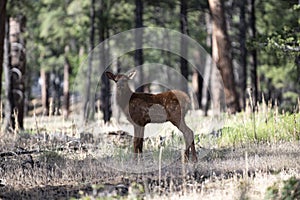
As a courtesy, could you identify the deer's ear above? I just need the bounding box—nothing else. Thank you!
[127,70,136,79]
[105,71,116,81]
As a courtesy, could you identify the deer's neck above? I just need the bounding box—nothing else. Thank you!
[116,83,134,110]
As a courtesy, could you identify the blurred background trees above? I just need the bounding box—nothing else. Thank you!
[0,0,299,130]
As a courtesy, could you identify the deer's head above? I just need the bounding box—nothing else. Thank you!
[105,70,136,91]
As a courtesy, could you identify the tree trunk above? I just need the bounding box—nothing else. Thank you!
[4,18,11,130]
[99,1,111,123]
[202,12,212,116]
[111,58,121,122]
[63,45,70,119]
[208,0,240,114]
[40,68,50,115]
[83,0,96,122]
[134,0,144,92]
[180,0,189,94]
[8,16,26,129]
[192,69,203,109]
[100,49,111,123]
[51,72,61,115]
[239,0,248,109]
[0,0,7,102]
[248,0,258,105]
[101,72,111,123]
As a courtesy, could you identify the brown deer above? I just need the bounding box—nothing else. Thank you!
[106,70,197,162]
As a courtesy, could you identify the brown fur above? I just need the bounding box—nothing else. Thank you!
[106,71,197,162]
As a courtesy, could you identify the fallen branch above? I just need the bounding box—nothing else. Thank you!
[0,142,86,158]
[0,149,43,157]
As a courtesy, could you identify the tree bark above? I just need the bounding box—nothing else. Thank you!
[83,0,96,122]
[111,58,121,122]
[0,0,7,102]
[99,1,111,123]
[180,0,189,94]
[134,0,144,92]
[248,0,258,104]
[208,0,240,114]
[202,12,212,116]
[50,72,61,116]
[63,45,70,119]
[100,50,112,123]
[4,18,11,130]
[239,0,248,109]
[40,68,50,115]
[8,16,26,129]
[192,69,203,109]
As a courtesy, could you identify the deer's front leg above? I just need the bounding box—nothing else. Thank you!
[133,126,145,157]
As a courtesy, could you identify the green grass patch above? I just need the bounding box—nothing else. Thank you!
[217,111,300,147]
[265,176,300,200]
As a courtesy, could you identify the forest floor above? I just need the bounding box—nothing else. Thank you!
[0,112,299,199]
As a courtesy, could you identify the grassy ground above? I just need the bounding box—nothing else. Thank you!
[0,103,299,199]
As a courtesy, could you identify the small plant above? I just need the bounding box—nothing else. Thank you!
[265,176,300,200]
[265,182,280,200]
[281,176,300,199]
[128,182,144,199]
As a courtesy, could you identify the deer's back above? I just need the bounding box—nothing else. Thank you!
[127,90,191,126]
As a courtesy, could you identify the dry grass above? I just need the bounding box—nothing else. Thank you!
[0,125,299,199]
[0,100,299,199]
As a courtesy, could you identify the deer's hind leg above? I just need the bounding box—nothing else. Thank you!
[173,119,197,162]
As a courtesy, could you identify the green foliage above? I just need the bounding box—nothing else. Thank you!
[6,0,34,16]
[129,182,144,199]
[109,0,134,32]
[252,0,300,109]
[265,182,280,200]
[217,111,300,147]
[281,177,300,200]
[259,63,295,89]
[258,2,299,56]
[5,0,300,114]
[265,176,300,200]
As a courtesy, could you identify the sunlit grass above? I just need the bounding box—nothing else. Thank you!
[217,110,300,147]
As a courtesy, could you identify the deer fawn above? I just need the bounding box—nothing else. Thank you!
[106,70,197,162]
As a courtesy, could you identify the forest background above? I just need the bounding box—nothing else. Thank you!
[0,0,299,130]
